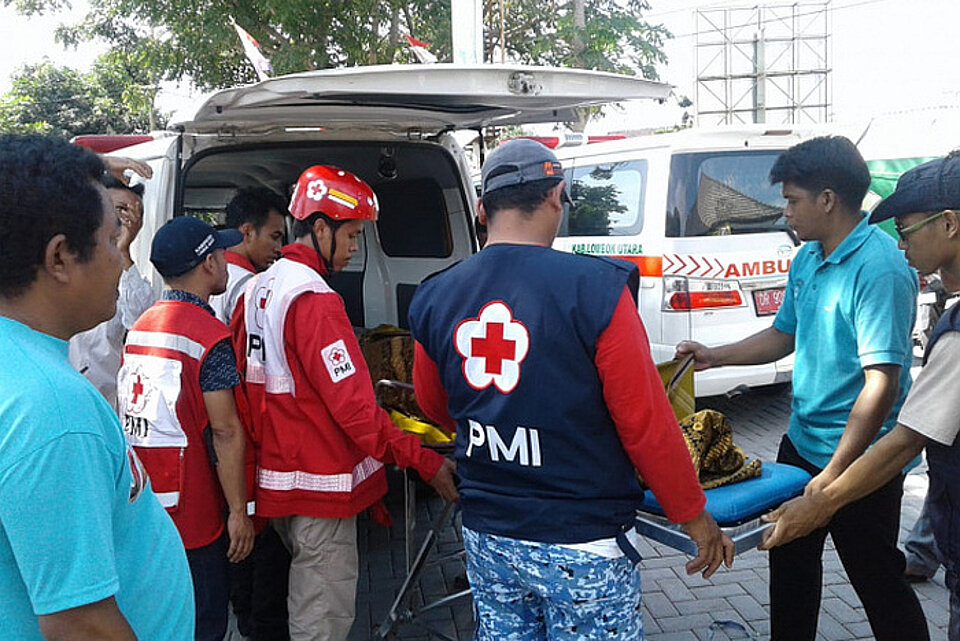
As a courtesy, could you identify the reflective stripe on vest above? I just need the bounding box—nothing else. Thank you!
[154,490,180,508]
[257,456,383,493]
[126,330,206,360]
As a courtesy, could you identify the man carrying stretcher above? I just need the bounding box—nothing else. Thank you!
[409,138,733,641]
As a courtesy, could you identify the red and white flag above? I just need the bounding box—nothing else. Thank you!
[232,19,273,81]
[405,35,438,64]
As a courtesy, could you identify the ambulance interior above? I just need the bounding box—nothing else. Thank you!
[179,142,477,332]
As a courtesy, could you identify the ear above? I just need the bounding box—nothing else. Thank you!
[239,221,257,240]
[819,189,838,214]
[312,217,331,241]
[944,210,960,239]
[476,199,487,226]
[43,233,74,285]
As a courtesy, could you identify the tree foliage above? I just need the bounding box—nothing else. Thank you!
[5,0,668,91]
[0,52,167,138]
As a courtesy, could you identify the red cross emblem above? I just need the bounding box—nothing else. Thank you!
[131,374,144,405]
[126,368,149,415]
[471,322,516,375]
[330,348,346,365]
[253,280,274,329]
[455,301,529,393]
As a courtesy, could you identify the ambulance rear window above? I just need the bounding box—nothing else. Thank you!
[557,159,647,237]
[666,151,789,238]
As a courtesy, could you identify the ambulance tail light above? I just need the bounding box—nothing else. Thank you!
[663,276,744,311]
[71,134,155,153]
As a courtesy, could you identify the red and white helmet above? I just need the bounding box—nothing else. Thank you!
[289,165,379,222]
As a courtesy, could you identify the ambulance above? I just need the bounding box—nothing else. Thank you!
[104,63,671,342]
[550,126,831,397]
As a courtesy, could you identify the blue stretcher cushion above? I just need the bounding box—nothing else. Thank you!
[640,462,812,526]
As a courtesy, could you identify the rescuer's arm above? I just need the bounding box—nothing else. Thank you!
[289,294,457,501]
[201,339,254,563]
[204,387,255,563]
[761,423,927,549]
[805,364,900,494]
[412,341,456,433]
[675,325,795,371]
[598,287,734,577]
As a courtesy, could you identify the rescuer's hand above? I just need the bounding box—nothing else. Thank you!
[681,509,734,578]
[759,493,835,550]
[101,155,153,184]
[674,341,716,371]
[226,510,255,563]
[427,458,459,504]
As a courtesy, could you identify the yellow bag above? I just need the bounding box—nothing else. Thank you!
[656,355,696,421]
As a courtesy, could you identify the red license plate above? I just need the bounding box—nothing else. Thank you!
[753,288,785,316]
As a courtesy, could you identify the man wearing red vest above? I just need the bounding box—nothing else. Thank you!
[210,187,288,325]
[119,216,255,641]
[232,165,458,641]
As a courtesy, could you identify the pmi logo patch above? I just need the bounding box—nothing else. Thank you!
[322,339,356,383]
[454,301,529,393]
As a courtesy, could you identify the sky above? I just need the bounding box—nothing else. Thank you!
[3,0,960,129]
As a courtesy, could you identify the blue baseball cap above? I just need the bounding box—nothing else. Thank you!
[870,152,960,223]
[150,216,243,278]
[481,138,565,196]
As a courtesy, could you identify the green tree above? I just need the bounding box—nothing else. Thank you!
[5,0,668,92]
[0,54,166,138]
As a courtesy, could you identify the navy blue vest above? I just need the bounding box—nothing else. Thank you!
[922,302,960,576]
[408,244,644,543]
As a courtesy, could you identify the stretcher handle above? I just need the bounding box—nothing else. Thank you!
[376,379,415,392]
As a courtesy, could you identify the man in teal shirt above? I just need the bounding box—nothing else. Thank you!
[0,134,194,640]
[677,136,927,641]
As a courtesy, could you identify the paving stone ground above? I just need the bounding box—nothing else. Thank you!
[345,378,949,641]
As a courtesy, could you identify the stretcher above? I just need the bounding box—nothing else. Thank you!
[635,461,811,555]
[373,373,810,640]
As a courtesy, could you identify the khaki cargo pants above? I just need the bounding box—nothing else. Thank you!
[272,515,358,641]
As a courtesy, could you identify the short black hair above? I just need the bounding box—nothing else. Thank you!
[225,186,289,231]
[769,136,871,212]
[101,173,145,198]
[480,173,558,221]
[0,135,106,298]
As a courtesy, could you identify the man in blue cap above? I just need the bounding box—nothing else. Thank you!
[762,150,960,640]
[408,138,733,641]
[118,216,255,641]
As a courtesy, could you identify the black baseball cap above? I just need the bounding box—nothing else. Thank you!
[150,216,243,278]
[870,152,960,223]
[481,138,565,196]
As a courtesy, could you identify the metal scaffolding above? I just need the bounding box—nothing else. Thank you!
[695,2,832,126]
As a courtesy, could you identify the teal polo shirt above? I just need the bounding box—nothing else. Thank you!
[773,214,918,469]
[0,317,194,640]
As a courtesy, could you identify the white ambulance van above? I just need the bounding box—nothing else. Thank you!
[551,126,828,397]
[112,64,670,334]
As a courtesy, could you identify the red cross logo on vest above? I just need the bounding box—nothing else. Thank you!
[330,348,346,365]
[128,369,149,415]
[455,301,530,393]
[254,278,275,329]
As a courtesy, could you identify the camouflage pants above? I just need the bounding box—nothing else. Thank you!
[463,526,644,640]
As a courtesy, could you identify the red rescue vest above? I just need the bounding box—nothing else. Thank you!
[119,300,230,549]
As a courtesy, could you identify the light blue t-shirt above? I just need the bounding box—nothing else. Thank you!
[773,214,918,469]
[0,316,194,640]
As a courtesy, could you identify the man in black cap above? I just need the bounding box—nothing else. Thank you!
[762,150,960,641]
[408,138,732,640]
[118,216,255,641]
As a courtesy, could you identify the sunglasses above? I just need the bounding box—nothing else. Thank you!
[895,210,950,239]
